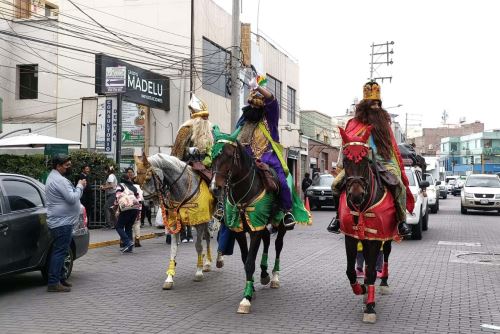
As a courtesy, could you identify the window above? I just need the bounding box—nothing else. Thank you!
[202,38,230,98]
[266,74,282,118]
[18,64,38,99]
[287,86,296,123]
[15,0,30,19]
[45,2,58,17]
[3,180,43,211]
[483,139,492,148]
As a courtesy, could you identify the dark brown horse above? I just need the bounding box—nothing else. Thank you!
[211,140,287,314]
[338,126,399,324]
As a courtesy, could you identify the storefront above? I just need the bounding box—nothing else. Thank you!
[94,54,170,169]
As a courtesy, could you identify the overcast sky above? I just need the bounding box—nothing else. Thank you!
[214,0,500,130]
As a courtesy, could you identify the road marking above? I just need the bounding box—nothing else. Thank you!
[481,324,500,331]
[438,241,481,247]
[449,250,500,266]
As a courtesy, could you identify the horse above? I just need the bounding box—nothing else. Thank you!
[338,126,400,324]
[211,138,287,314]
[134,153,215,290]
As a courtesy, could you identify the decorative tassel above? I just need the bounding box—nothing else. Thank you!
[256,74,267,87]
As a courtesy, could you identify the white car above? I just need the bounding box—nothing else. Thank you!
[461,174,500,214]
[424,173,441,213]
[404,166,430,240]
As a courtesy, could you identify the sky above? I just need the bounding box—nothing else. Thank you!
[214,0,500,130]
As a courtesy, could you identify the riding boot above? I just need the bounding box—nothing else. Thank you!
[351,282,366,295]
[327,215,341,234]
[377,262,388,279]
[134,237,142,247]
[398,221,411,237]
[283,211,296,230]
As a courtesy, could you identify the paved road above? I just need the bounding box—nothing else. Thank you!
[1,197,499,334]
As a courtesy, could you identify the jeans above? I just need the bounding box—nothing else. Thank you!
[48,224,73,286]
[116,209,139,246]
[105,194,117,228]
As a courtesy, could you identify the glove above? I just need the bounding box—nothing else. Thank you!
[248,77,258,91]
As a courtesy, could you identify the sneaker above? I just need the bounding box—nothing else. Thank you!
[188,237,194,243]
[376,271,383,279]
[121,242,134,253]
[181,238,188,243]
[327,218,341,234]
[283,212,296,230]
[60,280,72,287]
[47,283,71,292]
[356,268,364,278]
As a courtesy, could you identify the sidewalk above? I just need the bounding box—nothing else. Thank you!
[88,225,165,249]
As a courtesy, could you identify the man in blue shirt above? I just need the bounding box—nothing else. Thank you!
[45,154,86,292]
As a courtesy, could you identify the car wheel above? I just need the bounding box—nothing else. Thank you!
[461,203,467,214]
[422,208,429,231]
[442,193,447,199]
[430,201,438,214]
[411,209,423,240]
[41,247,75,282]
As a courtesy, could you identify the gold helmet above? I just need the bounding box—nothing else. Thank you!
[247,90,265,108]
[188,94,209,118]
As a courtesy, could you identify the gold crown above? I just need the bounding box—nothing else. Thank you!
[363,81,381,101]
[188,95,209,118]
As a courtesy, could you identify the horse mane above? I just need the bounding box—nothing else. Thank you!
[148,153,192,177]
[235,140,253,169]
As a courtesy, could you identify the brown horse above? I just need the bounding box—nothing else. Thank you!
[338,126,399,324]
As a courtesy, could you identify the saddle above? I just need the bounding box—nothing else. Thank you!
[189,161,213,184]
[374,162,399,188]
[255,160,279,193]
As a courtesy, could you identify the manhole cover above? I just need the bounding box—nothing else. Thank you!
[450,250,500,266]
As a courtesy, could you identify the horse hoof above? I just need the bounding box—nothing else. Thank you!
[270,280,280,289]
[194,274,204,282]
[261,275,271,286]
[237,299,251,314]
[362,313,377,324]
[378,285,390,295]
[216,260,224,268]
[203,264,212,272]
[162,282,173,290]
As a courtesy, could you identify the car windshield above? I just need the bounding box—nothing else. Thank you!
[448,180,456,185]
[405,168,416,186]
[465,177,500,188]
[312,175,334,187]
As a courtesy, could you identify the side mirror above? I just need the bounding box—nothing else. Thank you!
[435,181,441,186]
[419,180,430,189]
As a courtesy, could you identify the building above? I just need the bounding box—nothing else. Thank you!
[410,122,484,156]
[0,0,300,178]
[440,130,500,175]
[299,110,339,179]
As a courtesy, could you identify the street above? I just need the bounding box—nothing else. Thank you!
[1,196,499,334]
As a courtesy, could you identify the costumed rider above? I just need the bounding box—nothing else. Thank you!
[171,94,213,169]
[327,81,413,237]
[235,75,295,229]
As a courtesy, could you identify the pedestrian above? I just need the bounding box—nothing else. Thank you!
[140,200,153,227]
[115,168,141,253]
[100,165,118,229]
[129,169,144,248]
[45,154,86,292]
[301,172,313,201]
[76,165,93,225]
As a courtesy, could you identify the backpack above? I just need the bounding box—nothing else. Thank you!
[117,183,140,211]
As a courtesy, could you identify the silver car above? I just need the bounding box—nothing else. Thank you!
[460,174,500,214]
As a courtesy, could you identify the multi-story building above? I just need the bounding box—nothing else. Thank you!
[440,130,500,175]
[411,122,484,156]
[0,0,300,177]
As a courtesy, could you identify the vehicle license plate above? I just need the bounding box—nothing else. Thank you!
[480,199,489,204]
[319,196,326,201]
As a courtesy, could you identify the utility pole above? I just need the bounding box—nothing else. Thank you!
[369,41,394,82]
[230,0,241,131]
[189,0,194,97]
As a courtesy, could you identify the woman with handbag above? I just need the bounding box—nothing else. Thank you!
[115,168,141,253]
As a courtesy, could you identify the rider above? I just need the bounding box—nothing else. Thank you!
[171,94,213,168]
[235,76,295,229]
[171,94,214,242]
[328,81,413,236]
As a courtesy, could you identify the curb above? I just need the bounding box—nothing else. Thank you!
[89,231,165,249]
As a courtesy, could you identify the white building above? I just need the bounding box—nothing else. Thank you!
[0,0,300,171]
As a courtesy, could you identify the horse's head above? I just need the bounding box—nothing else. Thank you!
[339,126,373,206]
[134,153,163,202]
[210,125,242,191]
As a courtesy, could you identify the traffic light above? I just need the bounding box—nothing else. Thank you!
[470,155,474,165]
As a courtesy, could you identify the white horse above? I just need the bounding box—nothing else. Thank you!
[135,153,217,289]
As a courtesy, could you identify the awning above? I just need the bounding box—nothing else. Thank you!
[0,133,81,147]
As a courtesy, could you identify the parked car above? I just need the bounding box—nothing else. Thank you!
[424,173,441,213]
[405,166,430,240]
[0,173,89,281]
[305,174,335,210]
[446,179,457,194]
[460,174,500,214]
